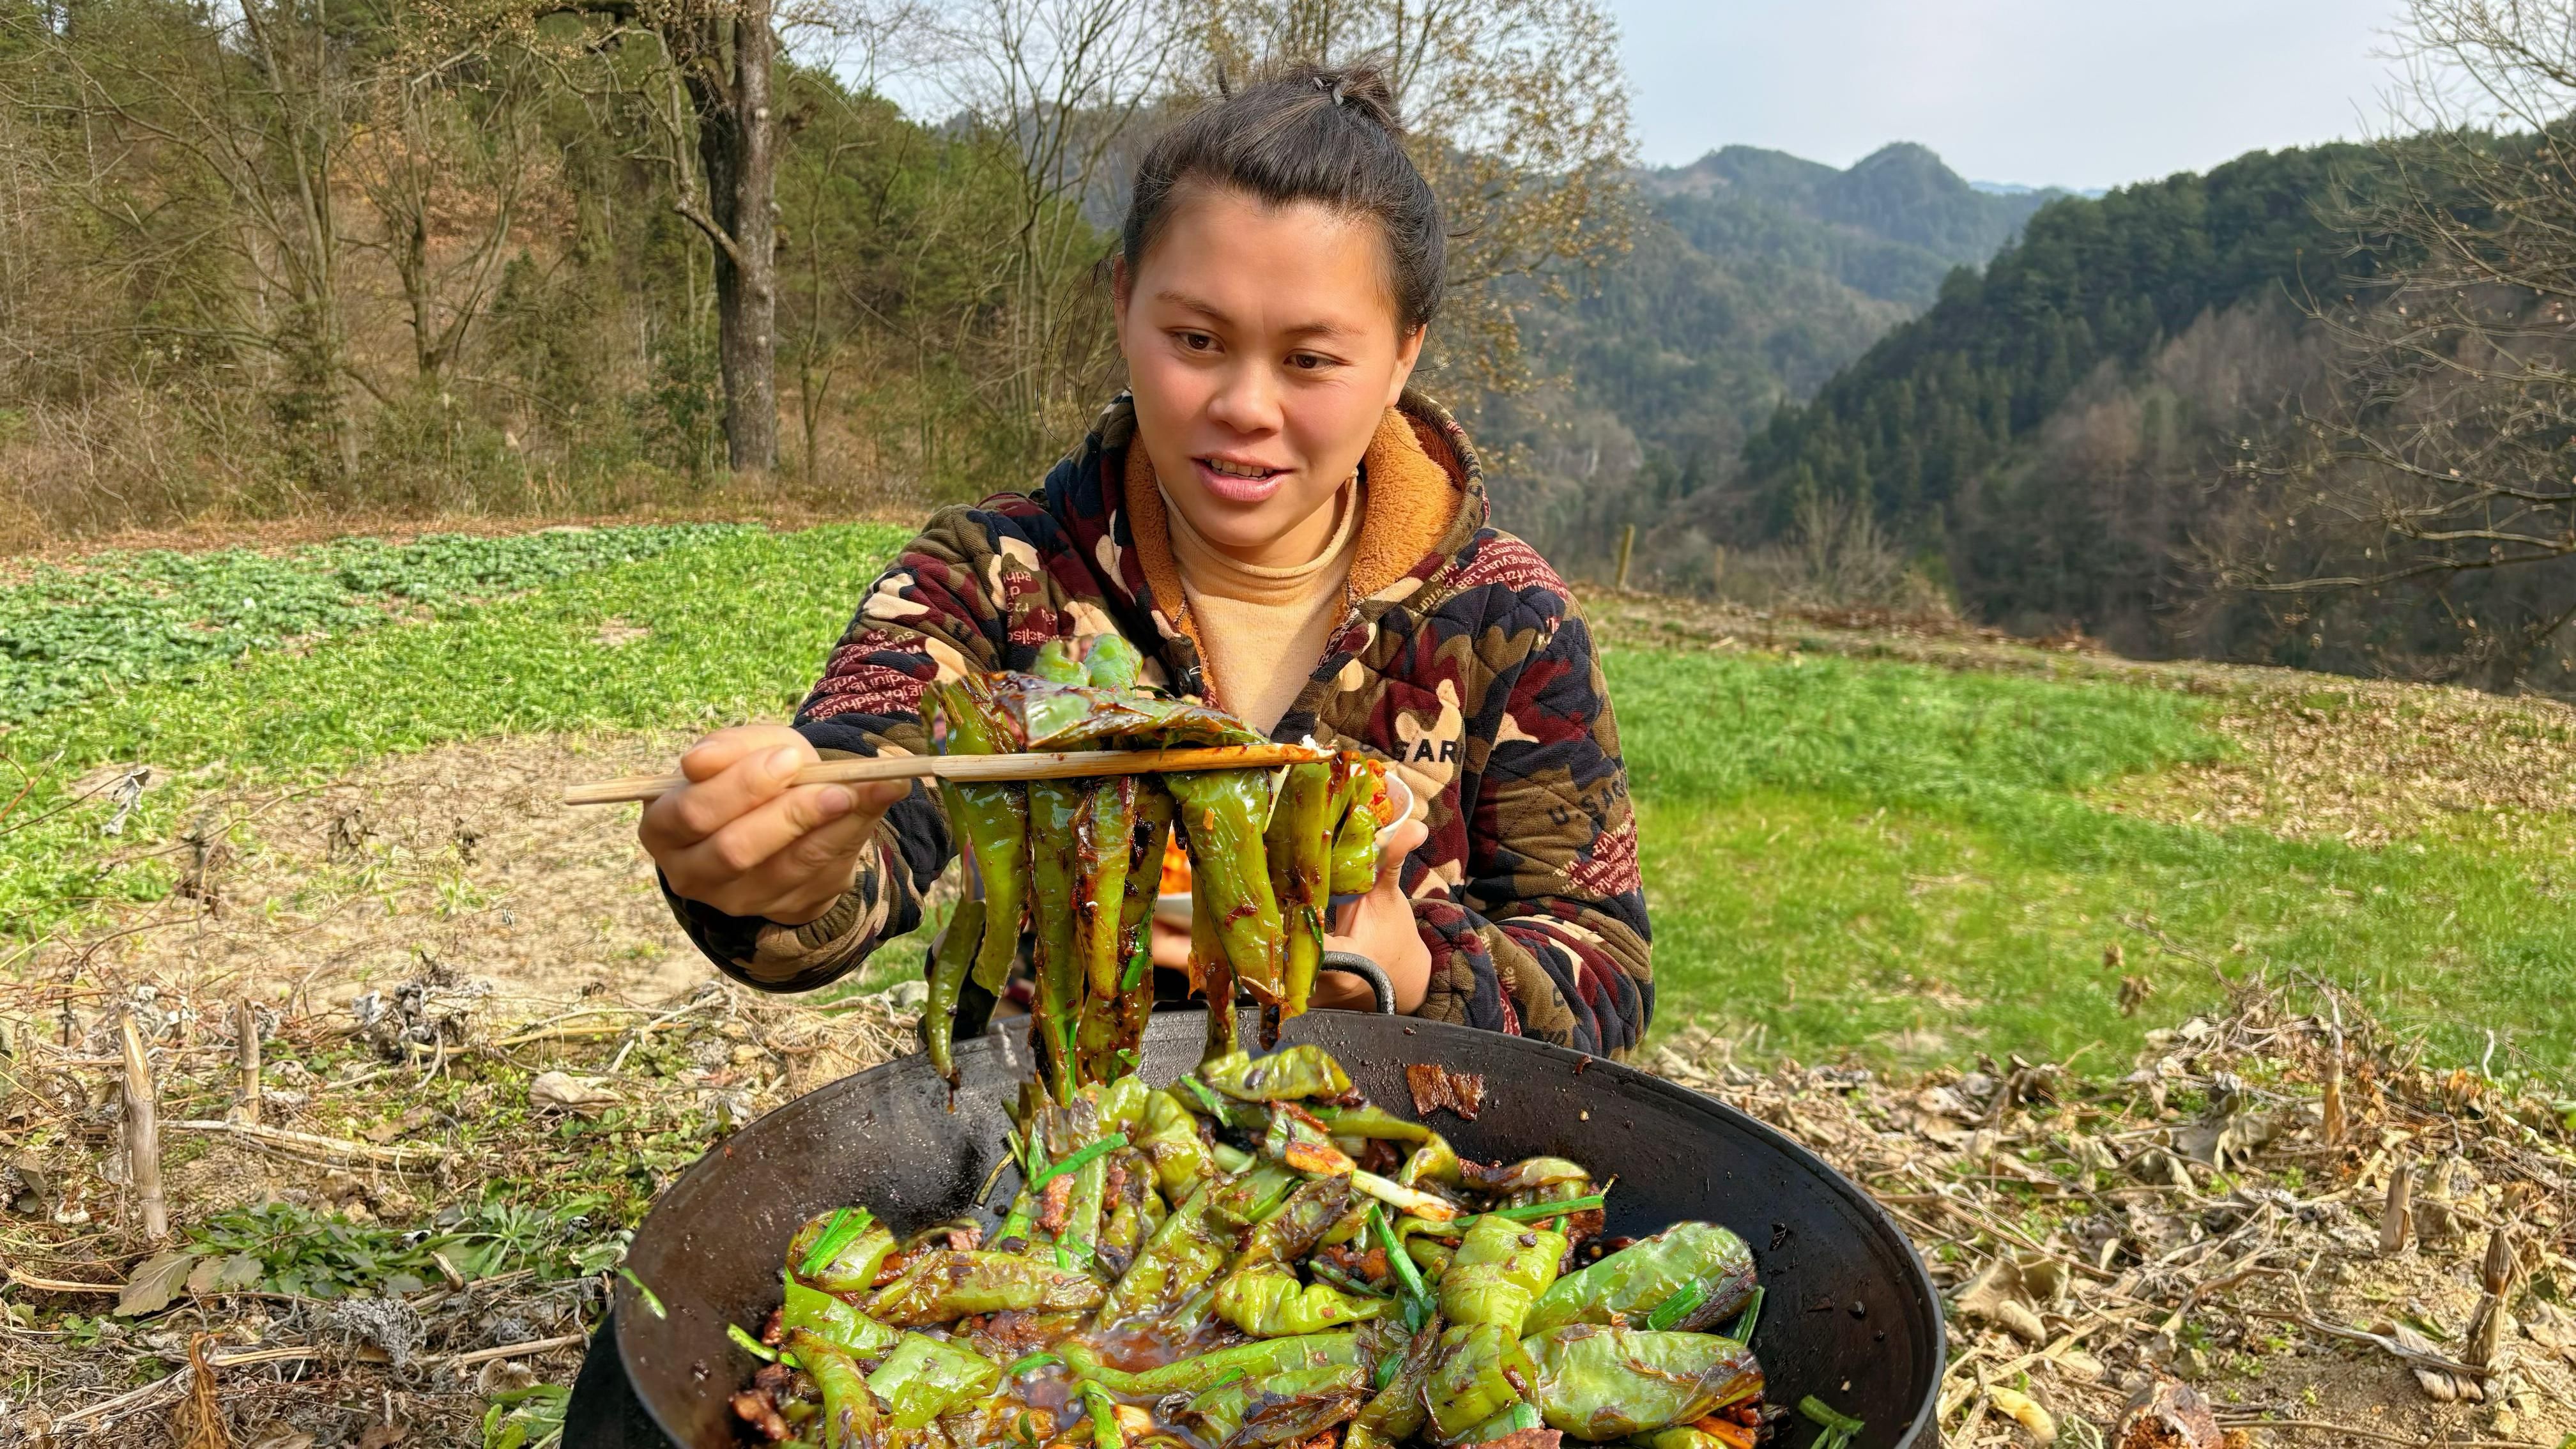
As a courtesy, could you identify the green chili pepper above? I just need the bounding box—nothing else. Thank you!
[1201,1044,1353,1101]
[727,1322,776,1361]
[1215,1261,1388,1336]
[784,1329,878,1449]
[921,899,988,1085]
[1328,756,1387,896]
[1424,1321,1538,1441]
[1084,634,1144,689]
[1263,760,1332,1020]
[1344,1309,1445,1449]
[1178,1360,1369,1449]
[788,1210,895,1294]
[1236,1173,1355,1268]
[1073,776,1139,1000]
[1027,776,1084,1101]
[1166,768,1285,1007]
[1522,1221,1756,1338]
[928,678,1031,995]
[1061,1330,1363,1395]
[1524,1326,1763,1440]
[1134,1088,1209,1193]
[1031,639,1086,682]
[781,1275,899,1356]
[1438,1212,1569,1337]
[864,1250,1105,1325]
[1190,839,1238,1064]
[866,1334,1002,1432]
[1003,1350,1062,1377]
[1106,779,1173,1076]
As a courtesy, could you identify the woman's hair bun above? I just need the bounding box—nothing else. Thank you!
[1121,57,1446,334]
[1304,64,1403,136]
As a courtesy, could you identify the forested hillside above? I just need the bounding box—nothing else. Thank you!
[1478,143,2053,560]
[1690,68,2576,703]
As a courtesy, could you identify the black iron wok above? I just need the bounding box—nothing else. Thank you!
[565,1011,1943,1448]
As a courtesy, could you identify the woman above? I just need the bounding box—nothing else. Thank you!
[639,64,1650,1057]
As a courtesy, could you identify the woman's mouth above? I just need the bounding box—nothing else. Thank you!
[1193,456,1289,504]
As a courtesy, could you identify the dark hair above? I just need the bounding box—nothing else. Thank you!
[1121,63,1445,335]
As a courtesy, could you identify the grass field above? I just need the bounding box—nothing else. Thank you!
[6,521,2571,1080]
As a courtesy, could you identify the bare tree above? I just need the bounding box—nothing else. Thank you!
[2217,0,2576,689]
[1184,0,1636,394]
[914,0,1179,445]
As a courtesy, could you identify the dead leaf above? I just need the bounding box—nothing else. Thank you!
[1956,1258,2050,1343]
[529,1070,619,1119]
[355,1427,410,1449]
[247,1433,315,1449]
[116,1248,202,1317]
[2115,1377,2221,1449]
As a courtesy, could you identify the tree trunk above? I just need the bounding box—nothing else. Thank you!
[694,0,779,473]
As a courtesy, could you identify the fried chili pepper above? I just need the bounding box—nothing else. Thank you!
[864,1250,1105,1325]
[1309,1103,1462,1187]
[1215,1262,1388,1336]
[1424,1321,1539,1441]
[1263,760,1332,1020]
[1521,1222,1757,1338]
[1084,633,1144,689]
[1436,1213,1568,1337]
[1032,638,1087,682]
[1202,1045,1353,1101]
[928,679,1030,997]
[1105,779,1173,1077]
[1134,1088,1209,1193]
[1059,1330,1363,1395]
[783,1328,880,1449]
[1165,768,1285,1006]
[788,1211,897,1294]
[922,899,988,1086]
[1329,755,1388,897]
[1026,776,1084,1101]
[1073,776,1139,1000]
[1177,1359,1369,1448]
[1342,1308,1445,1449]
[865,1334,1002,1432]
[1234,1172,1356,1268]
[1188,822,1238,1064]
[781,1276,900,1357]
[1094,1181,1213,1326]
[1522,1326,1763,1440]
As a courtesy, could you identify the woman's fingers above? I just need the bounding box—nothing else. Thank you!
[641,736,815,853]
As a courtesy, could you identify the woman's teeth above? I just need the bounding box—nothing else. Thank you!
[1204,459,1276,479]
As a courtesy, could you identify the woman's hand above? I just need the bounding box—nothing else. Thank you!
[1317,816,1432,1013]
[640,725,909,926]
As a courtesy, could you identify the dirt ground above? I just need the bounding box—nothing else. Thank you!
[8,601,2576,1446]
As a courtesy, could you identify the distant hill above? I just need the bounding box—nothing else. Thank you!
[1481,142,2050,555]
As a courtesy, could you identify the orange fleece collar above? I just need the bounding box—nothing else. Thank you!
[1122,404,1466,666]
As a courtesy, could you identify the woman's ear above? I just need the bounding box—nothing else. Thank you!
[1385,323,1426,407]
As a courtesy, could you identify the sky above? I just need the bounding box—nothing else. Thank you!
[1611,0,2412,192]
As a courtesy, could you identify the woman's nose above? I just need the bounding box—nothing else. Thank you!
[1205,360,1281,433]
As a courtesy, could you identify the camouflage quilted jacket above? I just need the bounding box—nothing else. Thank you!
[664,390,1652,1056]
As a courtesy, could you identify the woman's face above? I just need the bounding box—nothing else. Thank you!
[1116,185,1425,568]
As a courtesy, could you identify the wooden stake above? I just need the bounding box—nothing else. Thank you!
[236,997,261,1126]
[2319,1041,2345,1147]
[2377,1158,2412,1255]
[118,1012,168,1241]
[1613,523,1637,590]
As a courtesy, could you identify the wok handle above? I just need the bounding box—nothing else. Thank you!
[1318,951,1398,1015]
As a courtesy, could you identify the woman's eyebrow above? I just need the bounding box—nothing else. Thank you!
[1154,291,1353,340]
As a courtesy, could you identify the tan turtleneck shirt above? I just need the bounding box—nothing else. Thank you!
[1160,480,1362,736]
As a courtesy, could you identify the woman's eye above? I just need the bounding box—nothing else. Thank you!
[1176,332,1216,352]
[1288,353,1333,371]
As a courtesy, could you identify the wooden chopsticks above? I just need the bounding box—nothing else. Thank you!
[562,743,1323,806]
